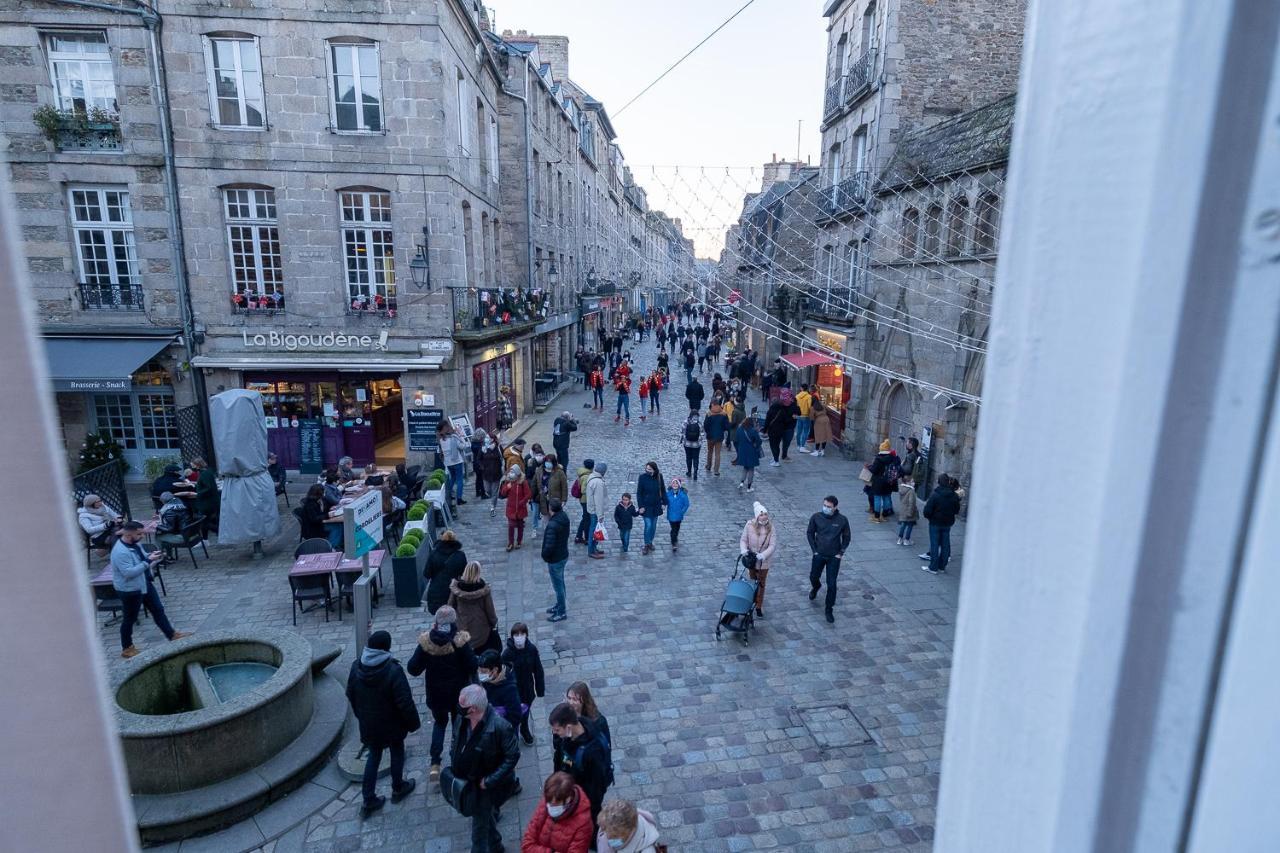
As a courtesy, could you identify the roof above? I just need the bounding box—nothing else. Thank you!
[745,167,819,217]
[879,93,1017,191]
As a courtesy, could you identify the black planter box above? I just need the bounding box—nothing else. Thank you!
[390,541,429,607]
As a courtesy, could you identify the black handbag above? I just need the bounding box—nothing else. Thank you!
[439,766,479,817]
[740,551,757,571]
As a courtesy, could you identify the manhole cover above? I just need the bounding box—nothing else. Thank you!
[796,704,875,748]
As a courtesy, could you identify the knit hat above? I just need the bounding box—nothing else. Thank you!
[367,630,392,651]
[160,491,175,502]
[879,439,891,452]
[669,476,683,489]
[82,494,101,509]
[753,501,768,519]
[595,461,608,474]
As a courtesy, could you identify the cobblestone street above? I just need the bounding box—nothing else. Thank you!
[118,343,963,853]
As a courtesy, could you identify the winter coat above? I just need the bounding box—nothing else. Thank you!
[901,449,923,484]
[703,407,729,442]
[194,467,220,518]
[345,651,421,749]
[500,477,532,521]
[542,509,571,563]
[734,424,763,468]
[482,664,525,724]
[923,483,962,527]
[521,785,595,853]
[479,443,505,481]
[298,497,329,541]
[762,401,795,439]
[451,706,520,792]
[533,466,569,516]
[596,808,662,853]
[448,579,499,651]
[869,452,899,496]
[440,432,465,467]
[811,405,833,444]
[423,538,468,614]
[613,502,638,531]
[739,519,778,572]
[807,510,852,557]
[665,487,690,522]
[635,472,667,517]
[552,416,577,459]
[502,637,546,705]
[575,467,593,505]
[795,390,813,417]
[553,725,613,821]
[78,505,116,537]
[502,446,525,477]
[585,472,609,518]
[685,380,705,408]
[407,624,477,713]
[898,482,919,522]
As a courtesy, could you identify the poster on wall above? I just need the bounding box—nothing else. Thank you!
[449,413,474,441]
[406,408,443,452]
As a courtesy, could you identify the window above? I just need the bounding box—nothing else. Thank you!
[901,208,920,256]
[93,395,137,449]
[136,393,181,449]
[532,149,542,215]
[328,40,382,132]
[224,188,283,309]
[456,72,470,154]
[845,242,859,295]
[475,99,487,179]
[204,36,265,128]
[488,116,499,184]
[70,186,139,302]
[974,192,1001,254]
[461,203,476,289]
[45,31,116,113]
[853,128,868,173]
[946,196,970,256]
[923,203,943,256]
[340,191,396,310]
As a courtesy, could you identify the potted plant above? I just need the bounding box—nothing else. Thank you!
[390,535,428,607]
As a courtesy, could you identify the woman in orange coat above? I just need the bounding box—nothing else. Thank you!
[499,465,532,551]
[522,772,594,853]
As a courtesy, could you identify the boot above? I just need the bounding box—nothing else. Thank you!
[121,645,141,659]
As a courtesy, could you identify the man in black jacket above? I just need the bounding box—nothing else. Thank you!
[451,684,521,853]
[407,605,477,781]
[807,495,853,623]
[922,475,962,575]
[346,630,420,818]
[685,376,705,413]
[549,702,613,836]
[551,411,578,469]
[542,497,571,622]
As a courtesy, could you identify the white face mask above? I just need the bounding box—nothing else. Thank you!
[513,635,527,648]
[478,673,491,683]
[606,839,625,850]
[546,803,567,819]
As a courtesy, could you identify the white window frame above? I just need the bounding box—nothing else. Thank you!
[488,115,499,184]
[69,185,138,291]
[203,35,266,130]
[44,31,117,114]
[339,190,396,309]
[326,40,383,133]
[223,187,283,304]
[456,72,471,155]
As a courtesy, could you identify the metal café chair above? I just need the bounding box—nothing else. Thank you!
[156,517,209,571]
[294,537,334,559]
[289,574,334,625]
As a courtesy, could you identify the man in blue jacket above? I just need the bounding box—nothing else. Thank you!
[111,521,188,658]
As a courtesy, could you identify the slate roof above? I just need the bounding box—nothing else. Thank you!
[878,93,1017,191]
[745,167,819,217]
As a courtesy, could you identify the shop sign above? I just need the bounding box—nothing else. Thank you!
[343,490,383,559]
[298,418,323,475]
[406,407,443,452]
[240,330,377,351]
[56,377,130,391]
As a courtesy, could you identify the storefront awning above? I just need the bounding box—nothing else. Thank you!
[781,350,836,370]
[190,354,447,372]
[44,336,175,391]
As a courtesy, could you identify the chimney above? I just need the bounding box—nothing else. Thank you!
[761,159,794,189]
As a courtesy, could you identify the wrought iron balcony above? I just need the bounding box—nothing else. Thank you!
[452,287,547,341]
[77,281,144,311]
[805,289,860,324]
[822,49,877,122]
[819,171,873,221]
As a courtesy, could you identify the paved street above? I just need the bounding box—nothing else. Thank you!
[113,341,963,853]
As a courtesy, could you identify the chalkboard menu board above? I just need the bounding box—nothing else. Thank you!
[406,408,443,452]
[298,417,323,474]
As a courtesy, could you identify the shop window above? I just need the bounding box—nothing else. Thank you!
[136,393,180,449]
[93,394,138,449]
[224,187,283,311]
[340,190,396,312]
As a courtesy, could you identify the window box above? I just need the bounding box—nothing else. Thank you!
[33,105,121,151]
[346,294,397,318]
[232,292,284,314]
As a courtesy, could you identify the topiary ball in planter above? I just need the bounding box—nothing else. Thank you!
[395,542,418,558]
[402,529,424,543]
[407,505,427,522]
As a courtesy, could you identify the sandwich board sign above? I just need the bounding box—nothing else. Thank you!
[343,490,383,560]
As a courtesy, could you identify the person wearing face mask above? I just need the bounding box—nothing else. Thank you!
[634,462,667,555]
[477,649,524,726]
[664,477,690,552]
[479,433,506,516]
[596,799,663,853]
[807,495,852,624]
[739,502,778,619]
[549,703,614,840]
[345,629,420,819]
[407,605,476,784]
[532,453,569,533]
[502,622,545,745]
[523,443,548,530]
[450,685,521,853]
[541,498,572,623]
[521,771,594,853]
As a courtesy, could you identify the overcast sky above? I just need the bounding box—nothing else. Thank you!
[489,0,829,258]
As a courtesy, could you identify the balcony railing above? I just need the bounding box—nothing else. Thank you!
[820,171,873,220]
[346,293,397,318]
[822,49,877,122]
[805,289,860,323]
[452,287,547,340]
[77,281,144,311]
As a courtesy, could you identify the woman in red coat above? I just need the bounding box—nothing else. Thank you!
[499,464,533,551]
[522,772,594,853]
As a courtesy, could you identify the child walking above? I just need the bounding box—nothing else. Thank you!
[614,493,639,553]
[501,623,545,745]
[896,473,919,546]
[666,477,690,552]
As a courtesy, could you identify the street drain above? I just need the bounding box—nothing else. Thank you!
[796,704,876,748]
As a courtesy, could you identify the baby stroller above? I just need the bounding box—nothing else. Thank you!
[716,554,758,644]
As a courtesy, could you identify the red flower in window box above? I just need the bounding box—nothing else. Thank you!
[374,294,385,307]
[387,308,396,318]
[232,293,245,307]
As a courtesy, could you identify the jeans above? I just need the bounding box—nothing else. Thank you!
[429,707,460,763]
[119,578,174,648]
[898,520,916,542]
[809,554,843,612]
[874,493,893,515]
[362,739,406,804]
[546,558,567,615]
[586,513,599,555]
[795,416,812,448]
[685,367,694,384]
[768,434,783,463]
[485,480,501,508]
[642,513,658,545]
[470,787,508,853]
[670,519,682,546]
[929,524,953,573]
[616,394,630,419]
[706,440,722,473]
[619,528,631,552]
[782,427,795,459]
[684,446,700,478]
[592,386,604,408]
[529,501,542,529]
[650,393,660,414]
[448,463,466,502]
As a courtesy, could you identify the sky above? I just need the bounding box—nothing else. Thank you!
[489,0,830,258]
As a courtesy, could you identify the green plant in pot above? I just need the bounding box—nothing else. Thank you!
[395,541,418,558]
[407,504,427,522]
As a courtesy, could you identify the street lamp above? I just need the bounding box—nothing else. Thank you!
[547,261,559,287]
[408,225,430,289]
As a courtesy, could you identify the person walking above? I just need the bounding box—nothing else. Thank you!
[779,388,801,460]
[573,459,594,545]
[810,399,832,456]
[499,465,533,551]
[471,430,488,499]
[734,416,763,492]
[807,495,852,624]
[794,384,814,452]
[596,800,663,853]
[665,477,690,552]
[589,365,605,410]
[635,462,666,555]
[550,703,614,839]
[448,560,500,653]
[423,529,467,614]
[613,372,632,426]
[725,396,745,462]
[738,502,778,618]
[584,462,610,559]
[450,684,521,853]
[502,623,545,745]
[112,521,189,659]
[897,473,920,547]
[682,350,696,385]
[696,339,708,373]
[524,444,547,531]
[407,605,477,783]
[533,453,569,535]
[684,375,704,413]
[646,372,662,416]
[552,411,579,469]
[522,771,595,853]
[922,474,962,574]
[703,401,729,476]
[439,421,468,506]
[762,391,796,466]
[542,498,571,622]
[477,649,525,725]
[479,432,505,514]
[636,374,649,422]
[613,493,639,554]
[867,440,900,522]
[346,629,419,818]
[680,412,702,480]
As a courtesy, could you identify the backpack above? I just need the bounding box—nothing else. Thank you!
[571,729,615,788]
[685,421,701,442]
[571,477,582,499]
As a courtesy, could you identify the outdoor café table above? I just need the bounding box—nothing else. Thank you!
[338,549,386,605]
[289,552,343,577]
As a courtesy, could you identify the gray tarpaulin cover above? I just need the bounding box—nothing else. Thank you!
[209,389,281,544]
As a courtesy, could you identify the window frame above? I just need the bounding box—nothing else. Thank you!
[901,207,920,257]
[456,71,471,155]
[923,203,943,257]
[43,30,117,114]
[223,186,284,308]
[326,39,383,134]
[203,35,266,130]
[946,196,971,257]
[973,192,1001,255]
[68,185,138,290]
[339,189,397,310]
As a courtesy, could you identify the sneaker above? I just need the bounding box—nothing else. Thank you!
[746,486,754,492]
[547,612,567,623]
[429,764,441,782]
[121,645,141,659]
[770,461,781,467]
[361,796,386,819]
[903,541,912,548]
[625,420,630,426]
[919,553,931,560]
[738,482,745,489]
[522,732,535,746]
[896,538,903,546]
[754,607,764,618]
[505,544,513,552]
[809,586,819,601]
[921,564,939,574]
[825,610,835,624]
[798,447,810,453]
[546,605,558,615]
[391,778,417,803]
[589,552,606,560]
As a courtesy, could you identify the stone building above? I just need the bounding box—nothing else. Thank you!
[0,1,198,478]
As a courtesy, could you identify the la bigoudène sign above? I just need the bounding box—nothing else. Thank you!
[241,330,376,351]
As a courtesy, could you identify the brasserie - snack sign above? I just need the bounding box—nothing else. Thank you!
[241,330,376,351]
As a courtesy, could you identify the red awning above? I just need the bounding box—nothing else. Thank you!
[781,351,836,369]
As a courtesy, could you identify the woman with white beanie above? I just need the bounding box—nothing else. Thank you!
[738,501,778,618]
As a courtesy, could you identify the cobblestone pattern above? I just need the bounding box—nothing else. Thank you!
[114,342,962,853]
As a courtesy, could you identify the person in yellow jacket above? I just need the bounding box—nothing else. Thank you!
[794,384,814,453]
